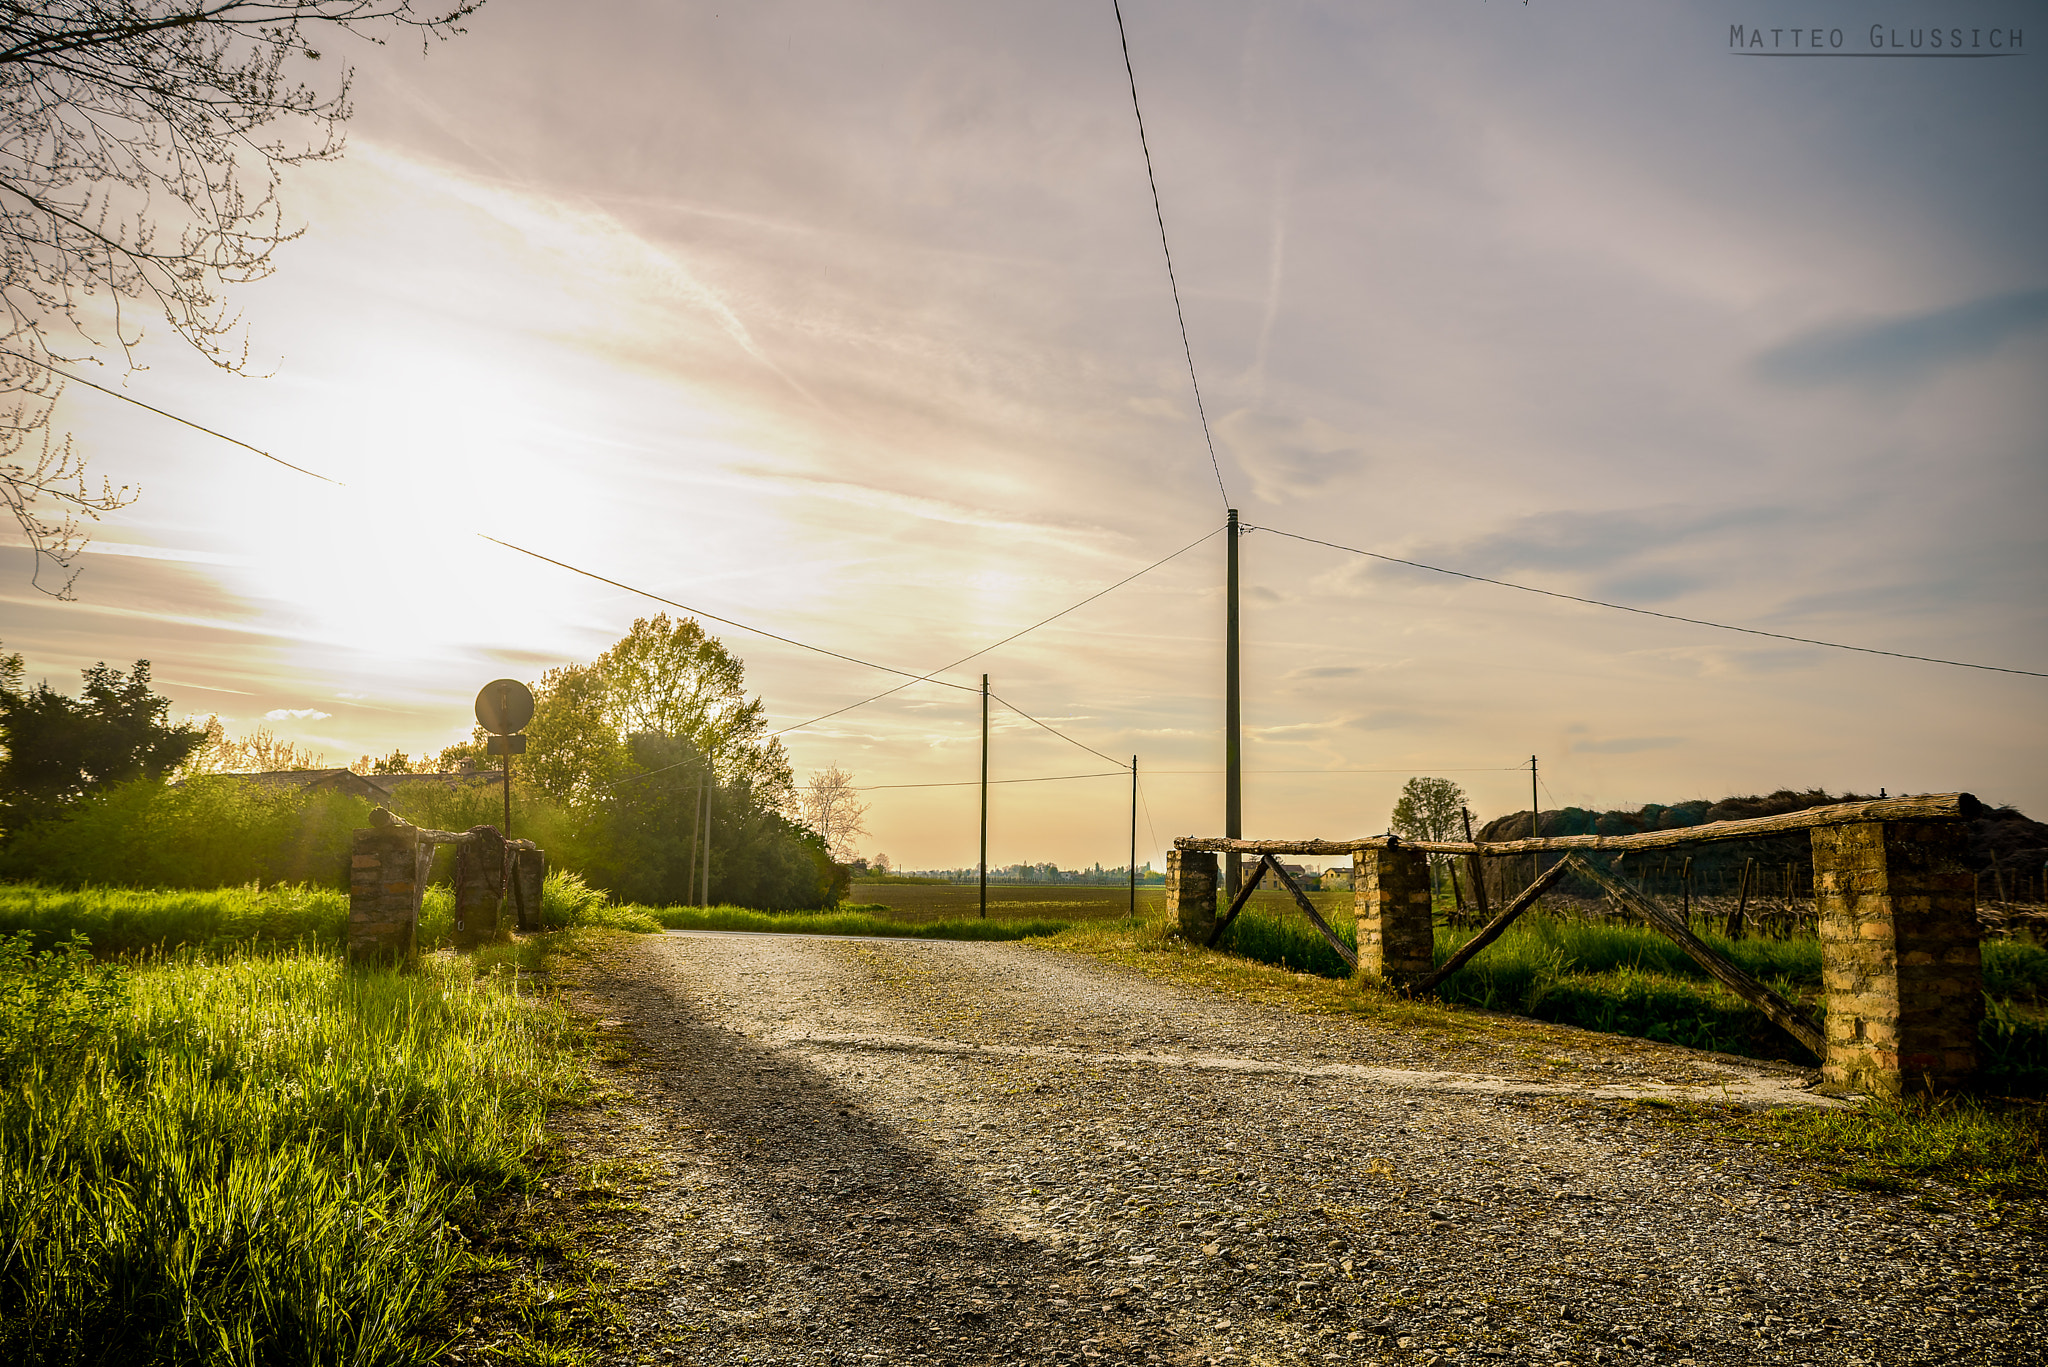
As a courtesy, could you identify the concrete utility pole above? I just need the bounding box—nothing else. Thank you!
[1226,509,1242,900]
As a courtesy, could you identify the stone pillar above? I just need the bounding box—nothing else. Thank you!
[453,824,510,950]
[1812,821,1981,1095]
[1169,848,1219,944]
[1353,845,1434,986]
[507,841,546,932]
[348,814,426,964]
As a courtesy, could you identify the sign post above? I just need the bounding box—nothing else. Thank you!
[475,679,535,840]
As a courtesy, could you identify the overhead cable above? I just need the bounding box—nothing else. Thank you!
[477,535,984,694]
[4,351,348,487]
[1256,525,2048,681]
[1110,0,1230,509]
[989,691,1131,770]
[857,771,1127,791]
[768,523,1222,739]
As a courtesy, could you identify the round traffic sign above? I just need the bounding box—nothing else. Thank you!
[474,678,536,735]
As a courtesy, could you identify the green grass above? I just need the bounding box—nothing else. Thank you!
[1206,901,2048,1081]
[1724,1094,2048,1205]
[0,881,348,954]
[0,932,586,1365]
[649,902,1068,941]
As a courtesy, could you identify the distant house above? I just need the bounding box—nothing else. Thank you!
[1319,868,1353,892]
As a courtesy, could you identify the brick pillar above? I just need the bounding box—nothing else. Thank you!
[507,841,546,932]
[348,815,426,964]
[454,824,510,950]
[1169,848,1219,943]
[1813,821,1981,1095]
[1354,845,1434,985]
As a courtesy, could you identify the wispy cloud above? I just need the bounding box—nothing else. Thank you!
[1572,736,1681,755]
[1756,288,2048,388]
[265,708,332,722]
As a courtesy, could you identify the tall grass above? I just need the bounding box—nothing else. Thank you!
[0,870,656,955]
[0,935,582,1365]
[1211,903,2048,1081]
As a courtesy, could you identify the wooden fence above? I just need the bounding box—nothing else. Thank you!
[1171,793,1982,1096]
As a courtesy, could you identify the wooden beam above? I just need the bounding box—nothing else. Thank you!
[1205,856,1269,948]
[1264,855,1357,970]
[1565,854,1825,1060]
[1412,858,1573,996]
[1173,792,1978,858]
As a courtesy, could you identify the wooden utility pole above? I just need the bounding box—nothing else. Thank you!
[1529,755,1540,889]
[686,778,703,904]
[1226,509,1242,901]
[1130,754,1139,924]
[987,672,995,918]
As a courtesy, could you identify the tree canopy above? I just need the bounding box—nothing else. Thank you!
[0,651,202,834]
[0,0,481,594]
[518,615,835,910]
[1391,776,1469,845]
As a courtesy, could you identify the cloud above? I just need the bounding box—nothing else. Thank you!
[265,708,332,722]
[1571,736,1681,755]
[1217,410,1368,505]
[1755,288,2048,388]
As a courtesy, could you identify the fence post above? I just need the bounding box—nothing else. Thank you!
[1169,848,1219,944]
[1812,821,1981,1095]
[348,811,427,964]
[1353,844,1434,987]
[454,824,510,949]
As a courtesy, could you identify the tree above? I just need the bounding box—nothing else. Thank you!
[0,654,203,834]
[0,1,482,596]
[523,614,793,809]
[512,615,835,910]
[182,715,328,773]
[798,764,868,863]
[1391,775,1469,899]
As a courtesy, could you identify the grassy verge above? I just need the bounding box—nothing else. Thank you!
[0,931,589,1365]
[648,902,1068,941]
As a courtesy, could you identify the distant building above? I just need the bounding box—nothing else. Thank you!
[1319,867,1353,891]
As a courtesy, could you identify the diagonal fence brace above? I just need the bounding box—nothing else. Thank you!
[1565,854,1825,1060]
[1264,855,1357,970]
[1412,857,1574,996]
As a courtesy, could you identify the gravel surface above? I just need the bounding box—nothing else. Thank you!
[537,931,2044,1367]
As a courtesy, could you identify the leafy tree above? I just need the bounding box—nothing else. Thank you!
[182,716,329,773]
[0,655,204,834]
[0,1,482,595]
[524,614,794,809]
[510,615,835,909]
[1391,775,1469,897]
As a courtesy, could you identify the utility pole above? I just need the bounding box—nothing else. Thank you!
[980,673,990,920]
[1225,508,1242,900]
[1129,754,1139,924]
[1529,754,1540,890]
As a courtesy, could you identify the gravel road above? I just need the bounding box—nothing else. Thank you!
[539,931,2043,1367]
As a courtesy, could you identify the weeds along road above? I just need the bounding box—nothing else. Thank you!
[485,932,2042,1367]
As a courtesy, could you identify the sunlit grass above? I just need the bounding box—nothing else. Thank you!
[0,935,587,1364]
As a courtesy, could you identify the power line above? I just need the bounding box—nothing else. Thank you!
[1110,0,1229,509]
[768,523,1222,739]
[1255,524,2048,681]
[989,691,1132,770]
[6,351,348,487]
[858,771,1126,791]
[477,535,985,695]
[1147,765,1530,775]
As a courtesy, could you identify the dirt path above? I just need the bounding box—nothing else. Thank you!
[524,932,2040,1367]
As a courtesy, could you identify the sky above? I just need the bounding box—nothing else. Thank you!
[3,0,2043,872]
